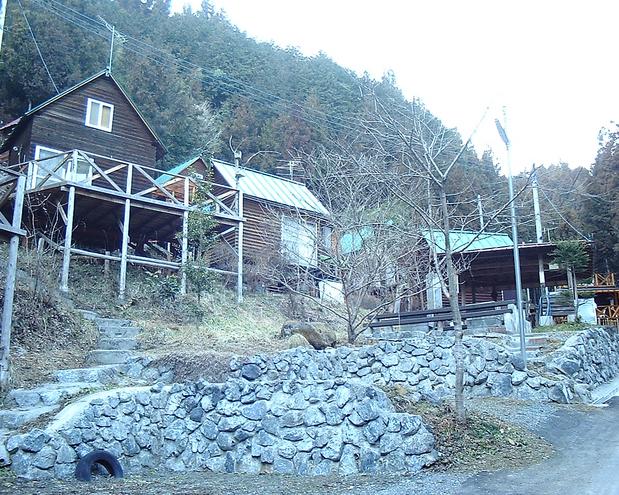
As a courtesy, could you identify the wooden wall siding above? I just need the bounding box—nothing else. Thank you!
[25,77,160,168]
[8,121,33,165]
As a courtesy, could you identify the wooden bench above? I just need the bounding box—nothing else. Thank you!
[369,300,515,329]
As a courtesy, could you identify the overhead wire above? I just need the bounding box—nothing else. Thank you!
[26,0,366,135]
[16,0,59,93]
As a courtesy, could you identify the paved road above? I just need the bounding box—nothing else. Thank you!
[456,397,619,495]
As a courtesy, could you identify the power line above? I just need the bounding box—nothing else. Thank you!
[539,186,591,241]
[26,0,365,134]
[16,0,59,93]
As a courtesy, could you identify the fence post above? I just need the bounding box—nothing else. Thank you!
[0,176,26,389]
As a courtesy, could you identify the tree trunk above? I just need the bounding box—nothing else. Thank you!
[439,186,466,422]
[571,267,579,321]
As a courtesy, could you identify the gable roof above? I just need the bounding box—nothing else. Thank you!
[212,159,328,216]
[0,70,166,157]
[155,156,207,185]
[423,229,513,254]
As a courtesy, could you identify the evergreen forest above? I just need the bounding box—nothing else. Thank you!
[1,0,618,273]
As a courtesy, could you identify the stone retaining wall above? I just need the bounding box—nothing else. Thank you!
[7,379,436,480]
[545,326,619,385]
[230,335,586,404]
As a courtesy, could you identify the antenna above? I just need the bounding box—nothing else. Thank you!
[98,16,126,74]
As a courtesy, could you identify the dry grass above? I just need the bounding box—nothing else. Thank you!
[385,384,554,472]
[4,284,98,390]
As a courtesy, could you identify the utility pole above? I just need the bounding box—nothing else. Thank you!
[98,16,125,74]
[234,150,244,304]
[531,166,551,325]
[495,109,527,367]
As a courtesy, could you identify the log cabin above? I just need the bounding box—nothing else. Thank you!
[0,70,242,299]
[158,156,331,290]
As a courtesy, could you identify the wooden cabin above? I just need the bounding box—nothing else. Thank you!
[162,157,330,285]
[0,71,242,299]
[0,70,165,174]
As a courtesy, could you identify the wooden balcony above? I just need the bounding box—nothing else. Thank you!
[5,151,244,299]
[7,149,241,224]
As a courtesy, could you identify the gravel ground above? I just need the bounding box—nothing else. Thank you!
[0,471,471,495]
[465,396,561,430]
[0,397,563,495]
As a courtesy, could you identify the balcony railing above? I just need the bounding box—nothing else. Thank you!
[7,150,241,220]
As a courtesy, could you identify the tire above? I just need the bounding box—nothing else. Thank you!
[75,449,124,481]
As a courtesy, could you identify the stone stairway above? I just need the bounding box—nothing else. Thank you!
[0,310,143,432]
[505,333,550,358]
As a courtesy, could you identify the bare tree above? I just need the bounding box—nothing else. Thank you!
[363,96,531,421]
[257,146,429,343]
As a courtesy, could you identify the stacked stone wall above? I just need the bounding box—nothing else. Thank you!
[7,379,436,480]
[545,326,619,385]
[230,335,582,403]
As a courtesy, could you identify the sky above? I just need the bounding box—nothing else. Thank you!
[171,0,618,173]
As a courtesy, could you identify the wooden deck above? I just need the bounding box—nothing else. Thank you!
[5,150,244,300]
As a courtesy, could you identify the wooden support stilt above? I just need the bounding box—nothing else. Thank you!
[59,185,76,292]
[0,176,26,389]
[119,164,133,300]
[104,250,111,277]
[236,188,244,304]
[180,177,189,296]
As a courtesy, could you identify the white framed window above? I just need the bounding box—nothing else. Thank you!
[29,145,92,188]
[281,215,318,267]
[31,145,65,188]
[85,98,114,132]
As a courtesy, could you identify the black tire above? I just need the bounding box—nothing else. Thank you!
[75,449,124,482]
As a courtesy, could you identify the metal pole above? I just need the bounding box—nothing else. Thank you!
[531,167,551,325]
[0,175,26,389]
[496,109,526,367]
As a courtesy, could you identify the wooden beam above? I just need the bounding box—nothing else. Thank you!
[59,186,76,292]
[180,177,189,295]
[119,165,132,300]
[0,175,26,389]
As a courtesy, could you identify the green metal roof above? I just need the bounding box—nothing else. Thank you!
[423,230,512,254]
[155,156,202,185]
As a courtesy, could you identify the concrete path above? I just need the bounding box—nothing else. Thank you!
[458,398,619,495]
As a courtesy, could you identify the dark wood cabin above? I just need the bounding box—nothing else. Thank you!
[163,157,330,279]
[0,70,165,170]
[0,72,242,298]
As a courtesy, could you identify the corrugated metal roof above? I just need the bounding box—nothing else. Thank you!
[212,159,328,215]
[423,230,513,254]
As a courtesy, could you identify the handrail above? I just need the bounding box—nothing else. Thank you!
[7,149,241,218]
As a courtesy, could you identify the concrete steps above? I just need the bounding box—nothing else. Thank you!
[6,382,103,409]
[0,406,59,430]
[100,326,141,339]
[53,365,119,384]
[87,350,133,365]
[0,310,144,435]
[86,313,141,365]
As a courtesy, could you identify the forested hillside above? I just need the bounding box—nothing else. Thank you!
[1,0,617,272]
